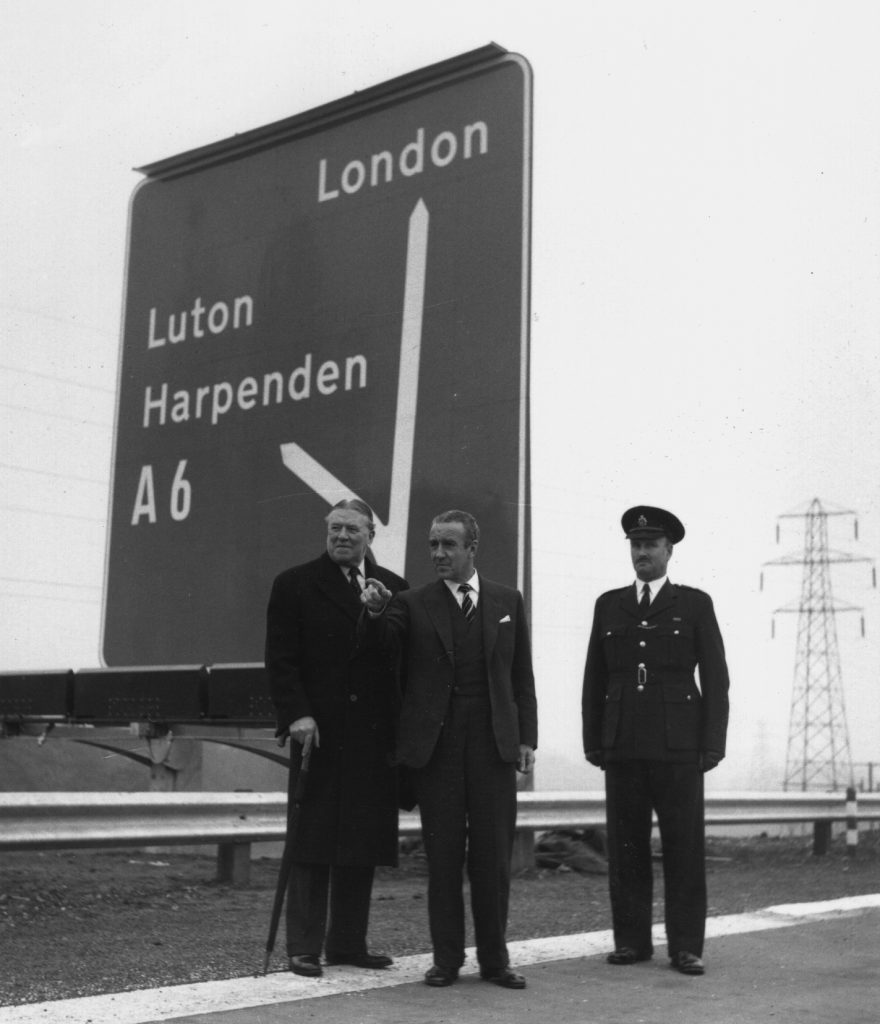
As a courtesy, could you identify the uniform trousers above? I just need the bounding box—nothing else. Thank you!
[413,692,517,972]
[285,862,375,957]
[605,760,706,958]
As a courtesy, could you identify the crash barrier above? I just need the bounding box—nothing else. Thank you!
[1,790,877,885]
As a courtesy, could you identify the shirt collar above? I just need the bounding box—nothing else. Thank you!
[444,571,479,598]
[634,575,668,600]
[340,560,366,584]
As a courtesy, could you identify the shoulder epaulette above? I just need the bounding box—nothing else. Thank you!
[674,582,708,596]
[600,585,631,599]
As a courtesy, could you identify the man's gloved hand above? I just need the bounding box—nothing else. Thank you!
[585,750,605,770]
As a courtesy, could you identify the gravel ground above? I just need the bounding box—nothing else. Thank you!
[1,831,879,1007]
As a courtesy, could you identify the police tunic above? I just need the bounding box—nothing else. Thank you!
[582,581,729,764]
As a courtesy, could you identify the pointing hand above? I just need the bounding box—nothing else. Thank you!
[362,578,392,613]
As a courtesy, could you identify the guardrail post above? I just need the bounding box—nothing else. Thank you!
[217,842,251,885]
[812,820,831,856]
[511,829,535,873]
[846,786,858,857]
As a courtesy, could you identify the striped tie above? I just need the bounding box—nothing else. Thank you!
[458,583,476,624]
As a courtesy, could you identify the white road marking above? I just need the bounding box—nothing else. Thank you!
[2,894,879,1024]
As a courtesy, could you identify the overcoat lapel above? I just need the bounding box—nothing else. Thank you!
[314,551,363,623]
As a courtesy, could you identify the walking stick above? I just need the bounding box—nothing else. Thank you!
[262,734,313,975]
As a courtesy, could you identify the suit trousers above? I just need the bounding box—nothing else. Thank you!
[413,692,517,971]
[605,761,706,958]
[285,862,375,957]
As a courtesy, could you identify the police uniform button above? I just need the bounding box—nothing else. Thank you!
[639,640,646,647]
[641,620,648,626]
[674,629,680,635]
[637,685,645,692]
[638,663,645,669]
[349,694,358,702]
[606,630,612,636]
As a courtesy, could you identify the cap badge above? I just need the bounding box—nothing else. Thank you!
[637,515,648,527]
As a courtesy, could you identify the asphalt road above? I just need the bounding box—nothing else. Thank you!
[3,894,878,1024]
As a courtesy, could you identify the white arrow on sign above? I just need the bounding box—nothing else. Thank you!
[280,198,428,575]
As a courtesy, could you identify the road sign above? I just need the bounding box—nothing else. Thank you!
[102,45,532,666]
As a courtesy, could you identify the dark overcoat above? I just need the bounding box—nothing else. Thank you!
[582,581,729,763]
[265,552,408,865]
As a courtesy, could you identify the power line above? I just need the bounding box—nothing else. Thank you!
[0,503,105,524]
[0,461,108,486]
[0,361,115,395]
[0,576,101,591]
[0,590,101,607]
[0,303,118,341]
[0,400,111,428]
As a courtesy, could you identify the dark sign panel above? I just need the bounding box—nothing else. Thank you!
[103,46,532,665]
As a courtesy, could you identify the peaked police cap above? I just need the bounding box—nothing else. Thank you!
[621,505,685,544]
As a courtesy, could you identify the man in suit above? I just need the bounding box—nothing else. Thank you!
[265,498,408,978]
[362,509,538,989]
[582,506,729,976]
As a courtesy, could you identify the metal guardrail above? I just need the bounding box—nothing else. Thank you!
[2,790,878,883]
[0,791,292,850]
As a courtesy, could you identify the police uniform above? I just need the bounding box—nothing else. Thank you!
[581,507,729,971]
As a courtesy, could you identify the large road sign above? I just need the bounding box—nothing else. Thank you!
[102,45,532,666]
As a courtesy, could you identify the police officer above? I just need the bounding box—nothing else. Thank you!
[581,506,730,976]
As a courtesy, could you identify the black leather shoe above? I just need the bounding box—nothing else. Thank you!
[289,954,322,978]
[480,966,527,989]
[606,947,652,965]
[325,952,393,969]
[424,965,458,987]
[670,951,705,975]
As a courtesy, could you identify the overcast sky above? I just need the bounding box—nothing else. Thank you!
[2,1,879,790]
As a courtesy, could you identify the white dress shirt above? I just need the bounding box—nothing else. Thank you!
[634,575,668,605]
[340,561,366,591]
[445,572,480,609]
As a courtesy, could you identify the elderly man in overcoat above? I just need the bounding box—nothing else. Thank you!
[265,498,408,978]
[582,506,729,976]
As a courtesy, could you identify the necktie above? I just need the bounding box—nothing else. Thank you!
[348,567,361,597]
[458,583,476,624]
[639,582,651,613]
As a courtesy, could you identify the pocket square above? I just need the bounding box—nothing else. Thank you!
[499,614,511,623]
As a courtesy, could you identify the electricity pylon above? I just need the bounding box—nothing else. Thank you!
[762,498,875,792]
